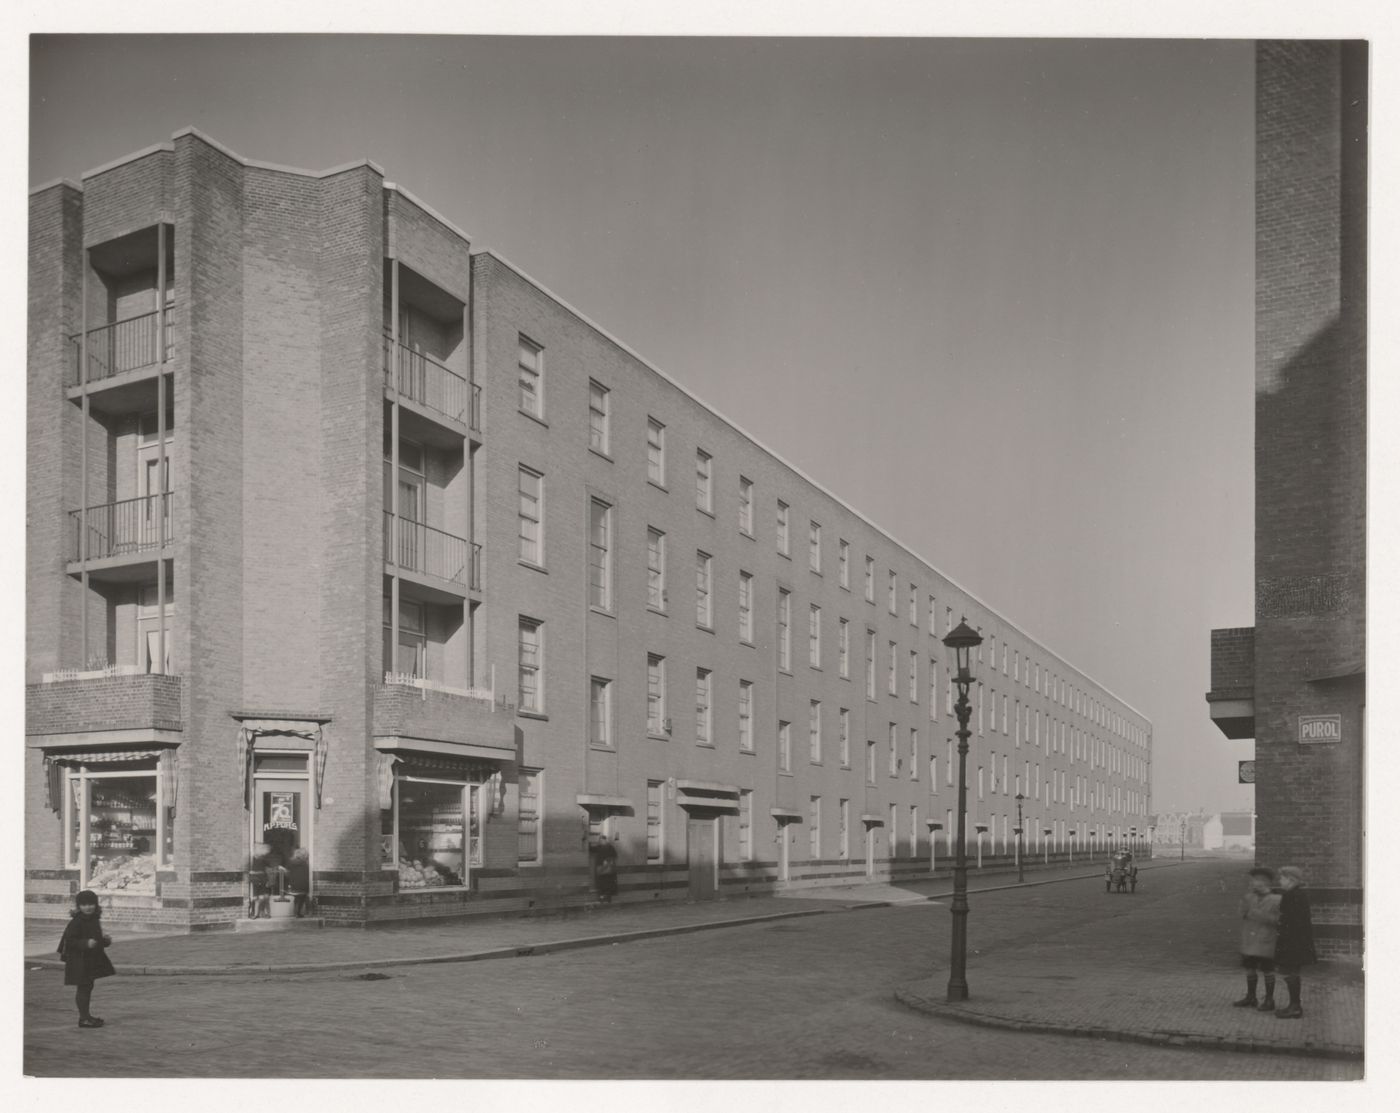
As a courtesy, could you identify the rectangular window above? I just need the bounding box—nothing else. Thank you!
[696,551,713,628]
[647,528,666,610]
[518,466,543,565]
[888,569,898,614]
[588,498,612,610]
[889,804,898,857]
[908,649,918,702]
[929,594,936,634]
[809,604,822,668]
[838,618,850,678]
[839,799,850,859]
[739,476,754,534]
[839,539,850,588]
[382,596,426,679]
[739,790,753,861]
[889,722,899,777]
[696,449,713,512]
[778,721,791,772]
[777,589,791,672]
[911,727,919,780]
[930,661,940,720]
[588,380,609,453]
[910,805,920,859]
[739,680,755,751]
[776,500,790,555]
[647,418,666,486]
[866,629,876,699]
[647,654,667,734]
[518,618,543,713]
[888,641,898,696]
[647,780,664,862]
[866,741,878,785]
[930,754,937,793]
[909,584,918,627]
[518,335,543,417]
[590,677,611,746]
[696,668,712,745]
[507,767,544,868]
[865,557,876,602]
[809,796,822,859]
[733,571,753,642]
[809,700,822,763]
[839,707,851,766]
[809,521,822,572]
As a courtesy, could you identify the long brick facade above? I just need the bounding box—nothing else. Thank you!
[28,128,1153,930]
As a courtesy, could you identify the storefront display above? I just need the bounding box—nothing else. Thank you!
[85,776,159,893]
[397,780,465,888]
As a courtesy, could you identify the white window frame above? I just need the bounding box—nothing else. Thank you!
[647,654,667,735]
[739,476,754,535]
[590,676,612,747]
[778,720,791,773]
[739,571,754,642]
[739,680,755,752]
[647,780,664,863]
[63,762,170,884]
[838,618,850,678]
[696,668,713,745]
[518,334,543,417]
[809,699,822,763]
[647,418,666,487]
[588,497,613,611]
[518,617,544,713]
[696,551,713,628]
[647,528,666,611]
[588,380,610,454]
[839,539,850,588]
[809,796,822,859]
[839,707,851,766]
[518,768,543,865]
[518,466,544,567]
[777,589,791,672]
[739,790,753,861]
[696,449,713,513]
[776,500,790,555]
[809,520,822,572]
[808,604,822,668]
[865,556,876,602]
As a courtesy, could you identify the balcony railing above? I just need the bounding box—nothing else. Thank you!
[383,513,480,590]
[382,336,479,431]
[70,492,174,561]
[68,308,175,388]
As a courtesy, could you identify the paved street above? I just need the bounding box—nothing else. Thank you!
[24,860,1359,1079]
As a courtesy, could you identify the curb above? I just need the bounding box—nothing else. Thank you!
[892,988,1364,1061]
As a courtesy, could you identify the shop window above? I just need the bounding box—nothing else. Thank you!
[392,776,482,889]
[64,762,169,894]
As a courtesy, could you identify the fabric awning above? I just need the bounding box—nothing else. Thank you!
[47,748,164,764]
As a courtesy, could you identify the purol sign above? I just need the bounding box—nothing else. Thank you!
[1298,715,1342,744]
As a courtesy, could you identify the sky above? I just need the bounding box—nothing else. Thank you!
[24,33,1262,815]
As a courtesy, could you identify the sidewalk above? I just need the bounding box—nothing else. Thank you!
[25,859,1363,1060]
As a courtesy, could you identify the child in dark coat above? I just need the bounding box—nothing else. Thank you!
[1273,865,1318,1019]
[1234,866,1282,1010]
[58,889,115,1028]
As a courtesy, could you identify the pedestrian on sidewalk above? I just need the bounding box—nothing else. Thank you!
[248,842,273,918]
[57,889,115,1029]
[1234,865,1282,1011]
[1273,865,1317,1020]
[590,834,619,904]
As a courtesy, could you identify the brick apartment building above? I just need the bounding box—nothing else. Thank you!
[1207,42,1366,956]
[27,128,1153,928]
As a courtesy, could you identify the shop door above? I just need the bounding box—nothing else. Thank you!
[254,778,306,892]
[686,815,718,900]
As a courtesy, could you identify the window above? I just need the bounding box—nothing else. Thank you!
[865,630,876,699]
[839,799,850,859]
[839,708,851,766]
[909,584,918,627]
[809,521,822,572]
[888,570,897,614]
[518,335,543,417]
[518,769,543,864]
[778,721,791,772]
[647,418,666,486]
[930,754,937,792]
[739,572,754,642]
[647,781,664,862]
[588,498,612,610]
[929,594,936,634]
[590,677,612,746]
[889,722,899,777]
[696,669,713,745]
[739,790,753,860]
[696,551,713,627]
[865,557,876,602]
[518,618,543,713]
[777,589,791,671]
[517,467,543,565]
[696,449,713,512]
[839,540,850,588]
[647,654,667,734]
[62,762,171,890]
[647,528,666,610]
[911,727,919,780]
[776,500,790,555]
[838,618,850,678]
[910,805,920,858]
[945,607,953,640]
[909,649,918,701]
[809,700,822,763]
[739,680,755,751]
[809,796,822,859]
[888,641,898,696]
[889,805,898,857]
[866,741,878,785]
[808,604,822,668]
[930,660,939,720]
[382,596,426,678]
[588,380,609,453]
[739,476,754,534]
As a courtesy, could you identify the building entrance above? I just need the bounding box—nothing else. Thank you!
[686,815,719,900]
[249,753,312,917]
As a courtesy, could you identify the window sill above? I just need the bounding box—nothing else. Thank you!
[697,507,715,520]
[647,731,668,741]
[697,623,715,635]
[809,664,822,673]
[589,446,614,463]
[589,743,615,752]
[809,568,822,577]
[739,638,755,648]
[740,529,755,541]
[696,742,716,749]
[519,560,548,575]
[779,770,794,778]
[518,409,549,429]
[778,668,793,677]
[739,747,756,756]
[517,710,549,722]
[647,480,669,494]
[589,605,616,619]
[839,582,851,592]
[777,551,791,561]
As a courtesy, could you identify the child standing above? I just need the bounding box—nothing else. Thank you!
[57,889,115,1029]
[1273,865,1318,1019]
[1234,866,1282,1010]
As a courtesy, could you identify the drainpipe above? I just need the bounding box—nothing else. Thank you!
[79,251,89,665]
[156,222,167,674]
[389,259,400,676]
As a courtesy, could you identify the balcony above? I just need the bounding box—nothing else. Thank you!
[1206,627,1255,740]
[373,672,516,759]
[26,671,183,739]
[69,493,174,578]
[383,335,480,434]
[384,513,480,598]
[67,308,175,390]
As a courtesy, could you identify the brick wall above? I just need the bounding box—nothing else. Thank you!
[1208,627,1255,696]
[26,674,183,735]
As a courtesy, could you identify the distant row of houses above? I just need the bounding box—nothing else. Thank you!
[1149,811,1255,852]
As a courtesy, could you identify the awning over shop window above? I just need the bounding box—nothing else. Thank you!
[42,747,171,814]
[235,718,327,811]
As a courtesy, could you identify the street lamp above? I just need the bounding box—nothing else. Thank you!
[1180,818,1187,862]
[1130,827,1137,857]
[1042,828,1052,865]
[941,616,983,1003]
[1014,793,1025,883]
[1148,825,1156,860]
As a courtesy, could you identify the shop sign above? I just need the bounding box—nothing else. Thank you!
[1238,760,1255,784]
[264,791,300,831]
[1298,715,1342,744]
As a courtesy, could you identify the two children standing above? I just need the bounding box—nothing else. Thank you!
[1233,864,1317,1019]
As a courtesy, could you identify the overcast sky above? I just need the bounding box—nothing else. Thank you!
[28,34,1262,814]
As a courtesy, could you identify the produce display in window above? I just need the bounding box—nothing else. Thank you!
[86,777,158,893]
[397,781,465,888]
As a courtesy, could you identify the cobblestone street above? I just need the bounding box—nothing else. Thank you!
[24,861,1360,1080]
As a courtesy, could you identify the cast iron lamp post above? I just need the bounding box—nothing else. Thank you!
[941,617,983,1003]
[1180,818,1187,861]
[1014,793,1025,883]
[1130,826,1137,857]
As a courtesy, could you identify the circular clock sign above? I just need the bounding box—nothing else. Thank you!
[1238,760,1256,784]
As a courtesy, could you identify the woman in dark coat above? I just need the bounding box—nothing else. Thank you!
[57,889,115,1028]
[1273,865,1318,1019]
[590,836,619,903]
